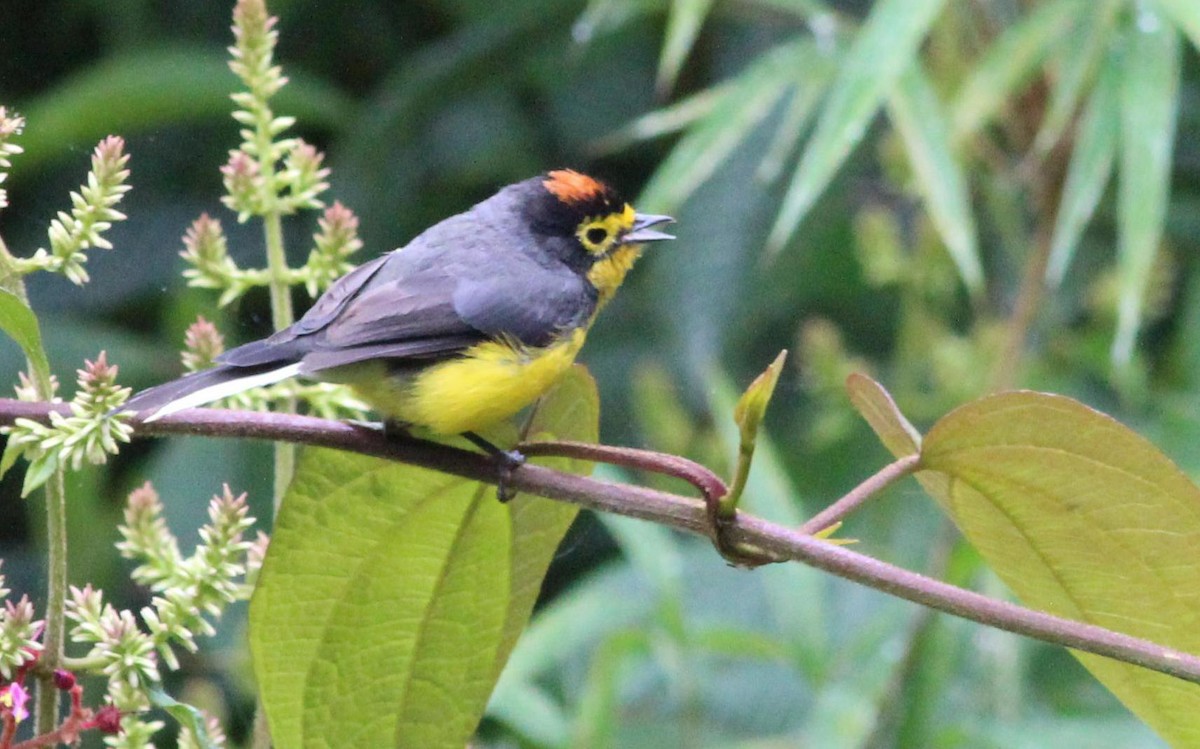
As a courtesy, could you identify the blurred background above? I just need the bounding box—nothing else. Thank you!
[2,0,1199,745]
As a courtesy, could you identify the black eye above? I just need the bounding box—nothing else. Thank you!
[585,227,608,245]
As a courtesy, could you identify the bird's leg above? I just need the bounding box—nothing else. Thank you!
[463,431,525,503]
[382,419,412,440]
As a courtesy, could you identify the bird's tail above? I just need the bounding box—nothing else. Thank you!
[122,362,303,422]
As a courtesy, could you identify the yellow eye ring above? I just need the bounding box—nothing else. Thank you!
[576,204,637,255]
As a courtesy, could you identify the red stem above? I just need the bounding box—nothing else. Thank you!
[519,440,728,503]
[799,454,920,535]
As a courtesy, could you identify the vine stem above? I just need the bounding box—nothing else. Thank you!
[3,400,1200,684]
[799,454,920,535]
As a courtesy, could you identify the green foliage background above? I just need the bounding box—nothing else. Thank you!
[4,0,1200,745]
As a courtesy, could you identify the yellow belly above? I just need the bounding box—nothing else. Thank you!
[340,327,587,435]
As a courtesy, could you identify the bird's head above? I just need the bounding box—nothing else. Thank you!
[518,169,674,303]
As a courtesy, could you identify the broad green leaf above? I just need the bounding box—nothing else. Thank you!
[886,63,982,293]
[1112,14,1180,364]
[950,0,1084,142]
[917,392,1200,746]
[148,688,221,749]
[1034,0,1121,155]
[640,39,822,212]
[1045,51,1120,286]
[657,0,716,94]
[251,368,596,749]
[15,48,353,172]
[767,0,947,254]
[1154,0,1200,52]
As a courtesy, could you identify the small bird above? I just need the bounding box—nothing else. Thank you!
[123,170,673,468]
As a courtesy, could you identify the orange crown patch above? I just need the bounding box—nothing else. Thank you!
[543,169,607,205]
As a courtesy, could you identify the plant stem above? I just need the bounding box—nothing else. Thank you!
[0,241,67,734]
[799,454,920,535]
[262,211,295,511]
[33,471,66,735]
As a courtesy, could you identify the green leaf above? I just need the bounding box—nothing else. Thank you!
[1154,0,1200,52]
[1112,14,1180,364]
[640,39,823,212]
[755,77,828,183]
[708,370,829,668]
[1033,0,1121,155]
[148,688,221,749]
[657,0,715,94]
[0,289,51,390]
[722,350,789,516]
[916,392,1200,746]
[15,48,354,172]
[0,289,53,485]
[767,0,947,254]
[485,683,569,747]
[0,442,23,483]
[21,453,58,498]
[251,368,596,749]
[886,62,982,293]
[1045,52,1120,286]
[845,373,921,458]
[950,0,1084,142]
[594,85,728,153]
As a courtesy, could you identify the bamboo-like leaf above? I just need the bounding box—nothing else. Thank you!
[572,0,660,45]
[640,39,822,212]
[766,0,947,255]
[1033,0,1121,155]
[756,70,829,183]
[593,84,729,153]
[1154,0,1200,52]
[748,0,832,17]
[886,63,982,293]
[657,0,716,94]
[1112,12,1180,364]
[1045,53,1120,286]
[950,0,1084,142]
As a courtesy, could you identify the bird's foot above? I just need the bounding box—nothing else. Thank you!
[463,431,525,502]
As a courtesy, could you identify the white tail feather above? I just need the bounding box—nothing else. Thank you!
[143,363,303,422]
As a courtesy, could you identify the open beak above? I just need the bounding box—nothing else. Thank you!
[623,213,675,244]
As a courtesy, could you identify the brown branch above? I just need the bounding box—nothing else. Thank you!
[4,399,1200,684]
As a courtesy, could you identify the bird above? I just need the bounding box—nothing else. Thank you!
[122,169,674,476]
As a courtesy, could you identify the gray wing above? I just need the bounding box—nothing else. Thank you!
[220,240,596,375]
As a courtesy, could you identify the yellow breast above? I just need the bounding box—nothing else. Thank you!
[349,327,587,436]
